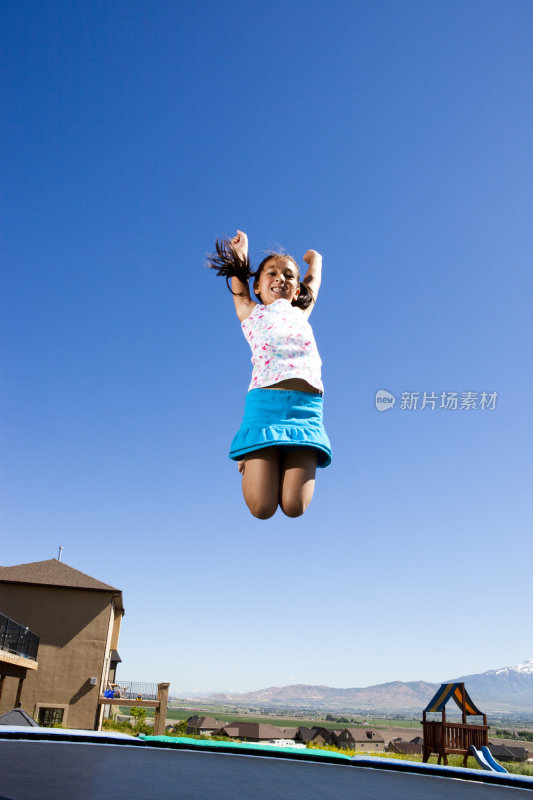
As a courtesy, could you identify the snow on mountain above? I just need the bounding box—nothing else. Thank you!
[443,658,533,712]
[207,659,533,714]
[452,657,533,683]
[494,658,533,676]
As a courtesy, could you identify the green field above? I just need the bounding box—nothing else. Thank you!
[118,703,533,736]
[124,705,422,732]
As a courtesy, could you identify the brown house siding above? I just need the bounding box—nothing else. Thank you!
[0,581,119,730]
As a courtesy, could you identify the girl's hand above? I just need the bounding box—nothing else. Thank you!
[303,249,322,264]
[301,250,322,319]
[231,230,248,260]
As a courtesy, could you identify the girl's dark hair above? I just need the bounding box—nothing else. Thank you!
[293,280,314,310]
[208,239,314,310]
[206,238,253,296]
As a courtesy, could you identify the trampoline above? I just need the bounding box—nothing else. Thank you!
[0,729,532,799]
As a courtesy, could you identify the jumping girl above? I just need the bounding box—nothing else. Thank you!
[208,230,331,519]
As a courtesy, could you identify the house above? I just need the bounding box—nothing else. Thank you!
[294,726,339,747]
[215,722,287,742]
[488,744,529,763]
[1,610,40,711]
[337,728,385,752]
[186,715,227,736]
[387,739,423,755]
[0,559,124,730]
[280,727,298,739]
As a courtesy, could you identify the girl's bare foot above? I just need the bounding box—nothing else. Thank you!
[238,460,245,475]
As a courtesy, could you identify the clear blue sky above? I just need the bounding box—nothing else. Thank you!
[2,0,532,694]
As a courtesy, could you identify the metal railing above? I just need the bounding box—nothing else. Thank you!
[0,613,40,661]
[105,681,159,701]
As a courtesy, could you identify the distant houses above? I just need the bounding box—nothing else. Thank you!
[182,716,387,752]
[387,737,530,762]
[215,722,295,743]
[178,716,532,763]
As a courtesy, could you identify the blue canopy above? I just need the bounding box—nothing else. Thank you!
[424,683,483,716]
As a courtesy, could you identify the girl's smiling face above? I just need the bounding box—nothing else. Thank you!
[254,256,300,306]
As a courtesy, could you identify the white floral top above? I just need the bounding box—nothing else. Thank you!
[241,299,323,393]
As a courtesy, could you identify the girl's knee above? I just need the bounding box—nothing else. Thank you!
[280,496,309,518]
[246,498,278,519]
[280,452,317,518]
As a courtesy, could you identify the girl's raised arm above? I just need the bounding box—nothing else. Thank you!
[207,230,256,321]
[301,250,322,318]
[230,231,256,321]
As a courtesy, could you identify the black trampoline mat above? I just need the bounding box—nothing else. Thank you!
[0,740,531,799]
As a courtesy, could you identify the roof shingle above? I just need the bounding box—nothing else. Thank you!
[0,559,119,593]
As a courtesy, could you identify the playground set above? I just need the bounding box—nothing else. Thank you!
[422,681,507,772]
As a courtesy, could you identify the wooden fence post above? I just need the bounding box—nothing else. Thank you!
[153,682,170,736]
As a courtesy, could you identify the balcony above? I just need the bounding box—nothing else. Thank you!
[98,681,170,735]
[0,613,39,669]
[102,681,159,701]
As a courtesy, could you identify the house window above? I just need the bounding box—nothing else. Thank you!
[38,707,64,727]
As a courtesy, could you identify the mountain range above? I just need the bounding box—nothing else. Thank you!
[207,658,533,714]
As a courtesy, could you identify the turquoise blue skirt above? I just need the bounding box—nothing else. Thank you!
[229,388,332,468]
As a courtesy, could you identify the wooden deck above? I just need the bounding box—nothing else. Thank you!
[98,696,159,708]
[423,720,489,765]
[98,681,169,735]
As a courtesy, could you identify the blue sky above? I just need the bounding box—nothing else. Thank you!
[2,0,532,695]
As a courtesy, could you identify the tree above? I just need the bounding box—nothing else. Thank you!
[130,707,150,734]
[172,719,188,736]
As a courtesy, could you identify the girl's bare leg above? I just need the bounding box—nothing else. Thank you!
[280,449,318,518]
[241,448,282,519]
